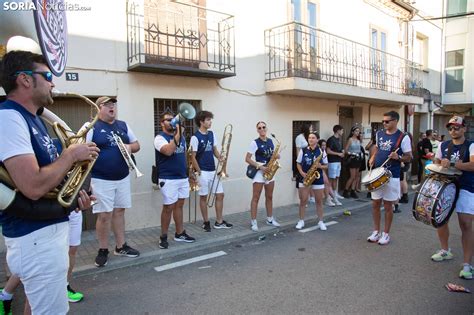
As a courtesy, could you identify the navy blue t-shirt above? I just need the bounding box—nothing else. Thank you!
[156,132,187,179]
[439,140,474,193]
[91,120,130,181]
[255,138,274,165]
[298,146,324,186]
[0,100,67,238]
[374,130,406,178]
[193,130,216,172]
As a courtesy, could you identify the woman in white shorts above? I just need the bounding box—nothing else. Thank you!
[295,132,327,231]
[245,121,281,231]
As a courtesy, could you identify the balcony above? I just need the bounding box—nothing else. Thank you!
[264,22,424,105]
[127,0,235,78]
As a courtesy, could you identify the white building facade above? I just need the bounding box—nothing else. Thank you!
[0,0,443,232]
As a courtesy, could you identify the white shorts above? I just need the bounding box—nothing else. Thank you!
[198,170,224,196]
[68,211,83,247]
[298,182,325,190]
[92,175,132,213]
[252,170,275,185]
[5,222,69,315]
[456,189,474,215]
[328,162,341,179]
[159,178,190,205]
[371,177,400,202]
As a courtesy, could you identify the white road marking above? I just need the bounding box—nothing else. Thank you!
[298,221,338,233]
[154,251,227,272]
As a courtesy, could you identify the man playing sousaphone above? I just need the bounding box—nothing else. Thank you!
[367,111,412,245]
[190,110,233,232]
[0,51,99,314]
[431,116,473,280]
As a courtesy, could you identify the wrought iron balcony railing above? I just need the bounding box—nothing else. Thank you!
[127,0,235,78]
[265,22,423,96]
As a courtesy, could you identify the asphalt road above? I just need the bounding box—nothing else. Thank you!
[64,203,473,314]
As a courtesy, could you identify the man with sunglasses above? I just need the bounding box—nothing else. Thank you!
[0,51,98,314]
[368,111,412,245]
[154,111,196,249]
[431,116,473,279]
[86,96,141,268]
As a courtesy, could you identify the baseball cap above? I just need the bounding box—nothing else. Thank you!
[446,116,465,128]
[96,96,117,106]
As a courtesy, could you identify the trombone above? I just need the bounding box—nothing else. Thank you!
[207,124,232,207]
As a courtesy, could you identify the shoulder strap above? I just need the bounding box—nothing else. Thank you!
[459,140,470,162]
[393,131,405,153]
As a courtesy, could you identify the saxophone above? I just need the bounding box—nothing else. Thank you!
[263,134,282,181]
[303,150,323,187]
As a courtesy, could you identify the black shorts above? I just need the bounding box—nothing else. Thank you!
[347,157,362,169]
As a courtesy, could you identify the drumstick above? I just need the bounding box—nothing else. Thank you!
[380,147,400,168]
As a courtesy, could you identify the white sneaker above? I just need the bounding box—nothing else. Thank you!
[309,197,316,203]
[336,192,345,200]
[367,231,380,242]
[318,221,327,231]
[251,221,258,231]
[266,217,280,227]
[378,232,390,245]
[333,197,342,206]
[325,198,336,207]
[295,220,305,230]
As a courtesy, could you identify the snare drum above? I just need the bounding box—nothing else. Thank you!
[361,167,392,192]
[412,174,459,228]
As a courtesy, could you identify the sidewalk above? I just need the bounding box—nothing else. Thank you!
[73,194,375,277]
[1,194,379,282]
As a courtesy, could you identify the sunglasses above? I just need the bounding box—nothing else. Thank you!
[257,126,266,130]
[448,126,461,131]
[101,102,117,108]
[382,119,395,124]
[162,118,173,122]
[15,70,53,82]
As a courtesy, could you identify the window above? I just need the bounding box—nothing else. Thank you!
[414,33,428,69]
[445,49,464,93]
[446,0,467,15]
[370,26,387,88]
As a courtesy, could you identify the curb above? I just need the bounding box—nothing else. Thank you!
[73,199,373,278]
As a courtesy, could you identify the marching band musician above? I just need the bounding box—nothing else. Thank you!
[431,116,473,280]
[0,51,98,314]
[86,96,141,268]
[245,121,281,231]
[368,111,412,245]
[154,111,196,249]
[190,110,233,232]
[295,132,328,230]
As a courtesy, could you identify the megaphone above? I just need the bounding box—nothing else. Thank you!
[170,102,196,129]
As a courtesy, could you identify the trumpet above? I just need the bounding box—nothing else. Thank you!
[112,132,143,178]
[207,124,232,208]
